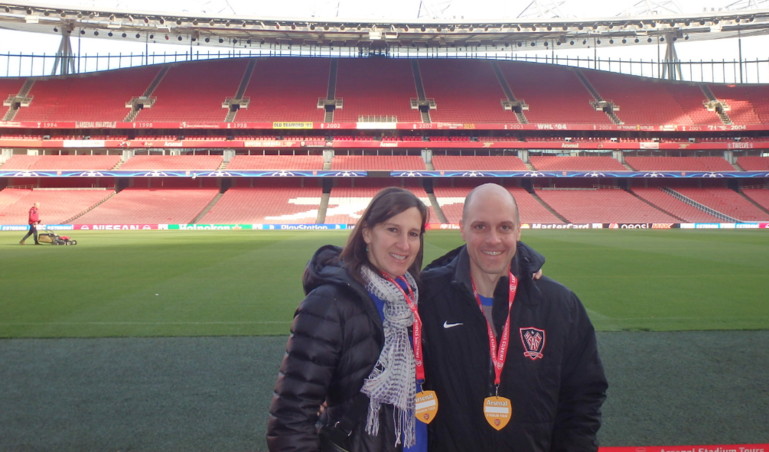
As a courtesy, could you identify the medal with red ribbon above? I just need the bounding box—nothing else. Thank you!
[471,271,518,431]
[383,274,438,424]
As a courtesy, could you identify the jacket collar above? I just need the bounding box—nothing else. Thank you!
[448,245,538,306]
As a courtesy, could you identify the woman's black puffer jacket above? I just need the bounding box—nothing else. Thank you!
[267,245,404,452]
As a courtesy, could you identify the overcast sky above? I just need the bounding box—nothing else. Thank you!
[0,0,764,81]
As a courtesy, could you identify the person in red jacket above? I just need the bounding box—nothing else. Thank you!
[20,202,41,245]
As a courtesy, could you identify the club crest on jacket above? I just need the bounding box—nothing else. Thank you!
[519,327,546,360]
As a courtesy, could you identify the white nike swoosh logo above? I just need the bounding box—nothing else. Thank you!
[443,321,463,329]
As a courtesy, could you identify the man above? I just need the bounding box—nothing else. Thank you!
[20,202,41,245]
[420,183,607,452]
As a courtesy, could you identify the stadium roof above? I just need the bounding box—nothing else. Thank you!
[1,1,769,51]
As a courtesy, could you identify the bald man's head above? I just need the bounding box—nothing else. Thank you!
[462,183,520,226]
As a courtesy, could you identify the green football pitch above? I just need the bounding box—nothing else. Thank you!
[1,229,767,338]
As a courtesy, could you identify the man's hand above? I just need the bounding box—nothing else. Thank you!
[533,269,543,280]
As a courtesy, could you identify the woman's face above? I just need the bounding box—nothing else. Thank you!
[362,207,423,278]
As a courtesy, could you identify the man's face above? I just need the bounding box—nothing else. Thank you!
[460,189,521,280]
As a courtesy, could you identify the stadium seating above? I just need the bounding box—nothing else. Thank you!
[136,59,248,122]
[709,84,766,124]
[0,77,28,118]
[664,84,724,126]
[14,66,161,122]
[741,188,769,211]
[0,187,33,209]
[235,57,328,122]
[199,184,323,224]
[330,155,425,170]
[535,188,679,223]
[419,60,517,123]
[21,155,122,170]
[0,188,114,224]
[432,155,528,171]
[334,59,422,123]
[584,71,696,125]
[498,62,612,124]
[1,155,42,170]
[325,182,430,224]
[432,184,563,224]
[75,187,219,224]
[226,155,324,170]
[529,156,627,171]
[672,187,769,221]
[630,187,722,222]
[119,155,223,171]
[737,156,769,171]
[624,156,734,172]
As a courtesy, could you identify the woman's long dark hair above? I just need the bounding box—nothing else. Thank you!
[339,187,428,285]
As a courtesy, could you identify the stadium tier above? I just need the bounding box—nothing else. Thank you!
[535,188,680,223]
[583,70,700,125]
[118,155,223,171]
[0,155,122,171]
[226,155,324,170]
[431,155,529,171]
[671,187,769,221]
[0,188,114,224]
[629,187,722,222]
[135,59,248,122]
[13,66,161,122]
[497,63,612,124]
[334,59,422,123]
[742,188,769,211]
[199,184,323,224]
[419,60,515,123]
[234,57,328,122]
[529,156,628,171]
[4,58,769,125]
[330,155,426,170]
[624,156,734,172]
[74,187,219,224]
[737,156,769,171]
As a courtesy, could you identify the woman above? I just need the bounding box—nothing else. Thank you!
[267,187,429,452]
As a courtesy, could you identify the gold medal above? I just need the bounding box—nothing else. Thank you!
[483,396,512,431]
[415,390,438,424]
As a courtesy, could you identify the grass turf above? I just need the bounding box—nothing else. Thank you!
[1,229,768,338]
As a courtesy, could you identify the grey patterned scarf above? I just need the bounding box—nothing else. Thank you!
[360,265,418,448]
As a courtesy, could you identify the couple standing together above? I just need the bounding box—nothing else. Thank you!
[268,183,608,452]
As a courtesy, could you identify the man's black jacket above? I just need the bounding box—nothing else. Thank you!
[419,243,608,452]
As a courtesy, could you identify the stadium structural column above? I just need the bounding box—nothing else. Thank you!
[662,33,683,81]
[52,25,76,76]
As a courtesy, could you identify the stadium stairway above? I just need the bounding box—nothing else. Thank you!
[62,191,117,224]
[740,189,769,216]
[530,191,569,223]
[625,188,686,221]
[322,59,339,123]
[574,70,623,124]
[191,192,225,224]
[700,85,733,125]
[125,66,169,122]
[427,192,448,223]
[2,79,34,121]
[662,187,739,222]
[225,59,257,122]
[316,192,331,223]
[491,61,528,124]
[410,60,432,123]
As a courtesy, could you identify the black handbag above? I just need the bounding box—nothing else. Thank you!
[318,393,370,452]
